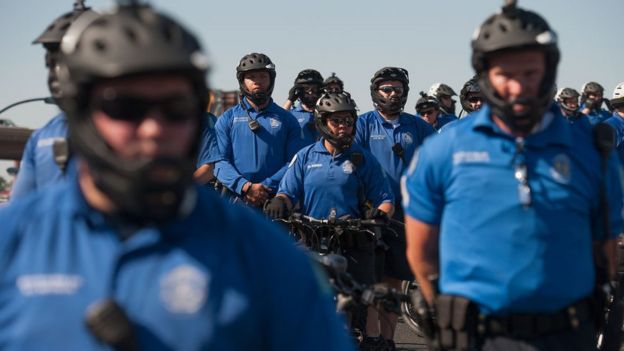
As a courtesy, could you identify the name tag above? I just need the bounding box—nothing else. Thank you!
[17,274,83,296]
[453,151,490,165]
[233,116,249,123]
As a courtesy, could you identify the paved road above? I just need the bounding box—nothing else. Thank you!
[394,317,429,350]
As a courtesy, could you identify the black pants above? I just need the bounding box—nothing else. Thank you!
[480,319,596,351]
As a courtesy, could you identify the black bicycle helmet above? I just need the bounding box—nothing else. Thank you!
[315,92,358,150]
[471,0,560,133]
[236,53,276,106]
[370,67,409,115]
[58,2,209,223]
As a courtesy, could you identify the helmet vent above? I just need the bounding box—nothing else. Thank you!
[161,24,173,43]
[499,23,507,32]
[93,39,107,52]
[124,27,138,43]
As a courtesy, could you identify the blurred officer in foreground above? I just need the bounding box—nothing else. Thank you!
[214,53,303,207]
[403,1,623,350]
[283,69,324,146]
[11,1,98,199]
[581,81,612,125]
[0,3,354,350]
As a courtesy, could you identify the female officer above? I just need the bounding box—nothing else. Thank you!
[265,91,394,350]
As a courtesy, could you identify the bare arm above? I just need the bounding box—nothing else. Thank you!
[594,238,618,281]
[377,202,394,218]
[405,215,440,305]
[193,163,214,184]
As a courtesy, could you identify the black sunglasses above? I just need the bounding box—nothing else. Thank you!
[91,93,199,123]
[467,96,483,103]
[378,86,404,94]
[328,116,355,127]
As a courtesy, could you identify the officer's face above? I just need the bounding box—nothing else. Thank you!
[90,74,198,159]
[587,92,603,101]
[326,111,355,137]
[243,70,271,94]
[466,92,483,111]
[324,83,342,94]
[419,108,439,124]
[487,50,546,115]
[377,80,405,99]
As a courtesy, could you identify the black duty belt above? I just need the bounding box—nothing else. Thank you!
[480,298,594,339]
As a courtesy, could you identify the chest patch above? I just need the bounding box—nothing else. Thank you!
[270,118,281,128]
[342,160,354,174]
[371,134,386,141]
[403,132,413,145]
[233,116,249,123]
[550,153,571,184]
[160,265,209,314]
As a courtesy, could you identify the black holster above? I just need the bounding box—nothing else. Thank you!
[436,295,479,351]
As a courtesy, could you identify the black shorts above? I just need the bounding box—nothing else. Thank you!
[341,231,377,286]
[381,220,414,281]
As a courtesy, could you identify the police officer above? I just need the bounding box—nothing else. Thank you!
[266,92,394,350]
[428,82,459,120]
[283,69,324,146]
[459,76,484,117]
[194,112,220,185]
[415,92,454,132]
[323,72,345,94]
[580,81,612,125]
[403,2,623,350]
[214,53,303,207]
[355,67,434,347]
[555,87,585,124]
[11,1,98,199]
[0,4,354,350]
[604,82,624,164]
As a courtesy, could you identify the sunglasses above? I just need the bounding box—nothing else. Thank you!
[91,93,199,123]
[328,116,355,127]
[378,86,404,95]
[467,96,483,103]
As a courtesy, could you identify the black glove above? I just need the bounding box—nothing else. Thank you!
[288,86,301,103]
[264,196,288,219]
[585,98,602,111]
[365,208,389,222]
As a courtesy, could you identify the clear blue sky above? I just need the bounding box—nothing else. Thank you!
[0,0,622,130]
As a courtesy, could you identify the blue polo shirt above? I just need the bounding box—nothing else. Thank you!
[278,140,394,219]
[582,104,612,125]
[214,98,304,194]
[0,170,354,350]
[402,104,623,316]
[604,112,624,165]
[11,113,69,199]
[290,103,319,146]
[355,110,434,215]
[416,113,457,132]
[195,112,221,168]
